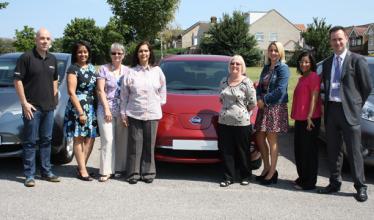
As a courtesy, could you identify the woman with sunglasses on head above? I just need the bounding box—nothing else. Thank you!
[218,55,257,187]
[255,41,290,185]
[291,51,322,190]
[64,41,98,181]
[96,43,130,182]
[120,41,166,184]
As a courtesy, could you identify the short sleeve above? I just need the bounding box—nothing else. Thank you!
[66,64,79,75]
[14,53,28,80]
[308,72,321,93]
[97,65,108,79]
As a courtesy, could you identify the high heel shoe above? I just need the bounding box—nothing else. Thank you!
[76,168,93,181]
[255,171,269,182]
[260,170,278,185]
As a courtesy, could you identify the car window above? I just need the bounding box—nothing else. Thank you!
[0,58,16,86]
[368,62,374,88]
[160,60,229,91]
[0,57,68,86]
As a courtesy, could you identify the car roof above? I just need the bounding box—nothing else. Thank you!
[161,54,231,62]
[0,52,71,60]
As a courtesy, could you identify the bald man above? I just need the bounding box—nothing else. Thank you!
[14,28,61,187]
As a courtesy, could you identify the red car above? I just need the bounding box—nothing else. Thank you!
[156,55,259,165]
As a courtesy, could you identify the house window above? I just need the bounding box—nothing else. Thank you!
[350,38,356,46]
[269,33,278,42]
[369,37,374,46]
[356,37,362,46]
[255,32,264,42]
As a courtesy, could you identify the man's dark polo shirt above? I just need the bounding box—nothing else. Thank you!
[14,48,58,111]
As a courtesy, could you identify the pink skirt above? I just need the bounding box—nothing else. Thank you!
[255,103,288,133]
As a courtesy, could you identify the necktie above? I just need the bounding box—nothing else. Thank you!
[330,56,341,98]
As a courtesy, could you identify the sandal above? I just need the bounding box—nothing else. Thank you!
[219,180,233,187]
[99,175,111,182]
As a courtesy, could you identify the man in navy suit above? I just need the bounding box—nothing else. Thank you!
[318,26,372,202]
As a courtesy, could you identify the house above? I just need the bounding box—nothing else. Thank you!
[247,9,305,61]
[178,9,305,59]
[345,24,374,55]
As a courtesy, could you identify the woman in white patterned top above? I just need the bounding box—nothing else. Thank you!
[218,55,257,187]
[120,41,166,184]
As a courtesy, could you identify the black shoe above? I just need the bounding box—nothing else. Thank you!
[77,173,93,181]
[255,171,268,182]
[355,187,368,202]
[317,184,341,194]
[41,174,60,183]
[143,178,154,184]
[219,180,233,187]
[128,179,138,184]
[260,170,278,185]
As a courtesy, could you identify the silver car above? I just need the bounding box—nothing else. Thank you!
[317,56,374,166]
[0,52,73,164]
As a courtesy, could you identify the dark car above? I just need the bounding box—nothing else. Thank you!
[0,52,74,164]
[317,56,374,166]
[156,55,261,168]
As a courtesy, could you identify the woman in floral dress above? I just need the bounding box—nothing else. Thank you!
[64,41,98,181]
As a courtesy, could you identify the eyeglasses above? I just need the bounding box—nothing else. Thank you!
[230,62,241,66]
[299,61,311,65]
[111,52,123,56]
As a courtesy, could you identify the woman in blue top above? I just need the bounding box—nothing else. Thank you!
[64,41,98,181]
[255,41,290,185]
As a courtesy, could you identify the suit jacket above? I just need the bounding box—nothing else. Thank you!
[322,51,372,126]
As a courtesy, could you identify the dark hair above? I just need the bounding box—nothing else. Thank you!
[296,51,316,75]
[131,41,155,67]
[71,40,92,64]
[329,26,346,38]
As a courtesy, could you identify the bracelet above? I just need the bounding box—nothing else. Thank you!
[79,113,85,117]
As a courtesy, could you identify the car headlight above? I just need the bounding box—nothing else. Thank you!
[361,101,374,122]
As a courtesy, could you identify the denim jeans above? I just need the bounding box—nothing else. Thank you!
[22,109,54,178]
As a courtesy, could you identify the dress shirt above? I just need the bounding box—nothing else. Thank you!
[120,65,167,120]
[329,49,347,102]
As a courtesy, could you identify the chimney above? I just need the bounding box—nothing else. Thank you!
[210,16,217,24]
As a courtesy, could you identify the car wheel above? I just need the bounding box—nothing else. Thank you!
[52,138,74,165]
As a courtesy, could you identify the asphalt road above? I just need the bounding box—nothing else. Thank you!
[0,132,373,219]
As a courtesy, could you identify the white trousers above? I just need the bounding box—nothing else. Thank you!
[97,114,128,175]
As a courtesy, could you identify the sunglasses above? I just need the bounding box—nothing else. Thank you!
[111,52,123,55]
[230,62,241,66]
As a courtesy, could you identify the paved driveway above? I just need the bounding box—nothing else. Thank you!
[0,132,373,219]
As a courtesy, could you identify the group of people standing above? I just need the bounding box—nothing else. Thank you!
[14,28,166,186]
[14,26,371,202]
[217,26,372,202]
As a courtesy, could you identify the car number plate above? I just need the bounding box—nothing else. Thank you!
[172,140,218,151]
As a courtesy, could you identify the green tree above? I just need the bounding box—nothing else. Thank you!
[62,18,104,64]
[13,26,35,51]
[200,11,261,66]
[0,38,16,53]
[50,37,63,52]
[107,0,180,41]
[302,17,332,62]
[0,2,9,10]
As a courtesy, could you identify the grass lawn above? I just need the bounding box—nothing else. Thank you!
[247,66,299,127]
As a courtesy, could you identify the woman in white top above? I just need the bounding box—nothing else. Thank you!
[218,55,257,187]
[120,41,166,184]
[96,43,129,182]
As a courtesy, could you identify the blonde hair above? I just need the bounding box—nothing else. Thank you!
[228,55,247,75]
[266,41,286,64]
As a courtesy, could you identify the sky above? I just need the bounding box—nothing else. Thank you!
[1,0,373,39]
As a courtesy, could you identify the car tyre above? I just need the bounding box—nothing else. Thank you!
[52,138,74,165]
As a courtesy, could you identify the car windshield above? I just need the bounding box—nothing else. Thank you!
[0,59,16,86]
[160,60,229,92]
[0,57,67,87]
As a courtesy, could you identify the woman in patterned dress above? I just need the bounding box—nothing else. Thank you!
[255,42,290,185]
[218,55,257,187]
[64,41,98,181]
[96,43,129,182]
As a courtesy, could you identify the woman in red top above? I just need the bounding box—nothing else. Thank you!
[291,51,322,190]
